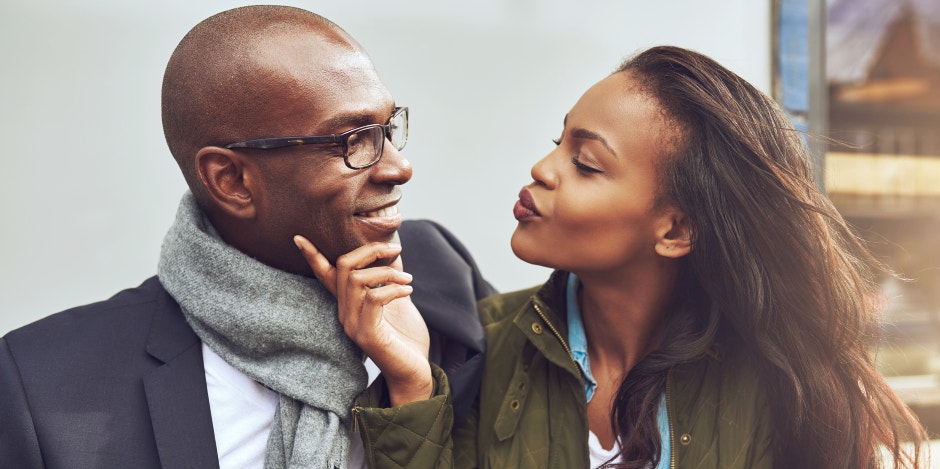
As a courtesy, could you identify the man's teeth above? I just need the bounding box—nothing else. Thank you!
[362,206,399,218]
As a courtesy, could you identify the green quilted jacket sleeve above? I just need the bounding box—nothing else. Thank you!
[354,364,469,469]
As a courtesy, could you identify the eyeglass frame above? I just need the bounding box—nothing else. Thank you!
[223,106,408,170]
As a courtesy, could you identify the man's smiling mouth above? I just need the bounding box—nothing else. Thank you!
[358,205,400,218]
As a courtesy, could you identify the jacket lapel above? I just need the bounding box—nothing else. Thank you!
[143,283,220,469]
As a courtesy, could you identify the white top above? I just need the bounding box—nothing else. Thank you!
[203,343,380,469]
[587,396,671,469]
[588,430,623,468]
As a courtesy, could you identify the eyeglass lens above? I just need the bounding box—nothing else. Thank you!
[388,108,407,151]
[345,109,408,168]
[346,127,385,168]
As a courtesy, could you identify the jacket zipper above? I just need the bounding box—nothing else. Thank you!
[351,406,360,433]
[532,302,584,380]
[666,371,676,469]
[532,300,588,468]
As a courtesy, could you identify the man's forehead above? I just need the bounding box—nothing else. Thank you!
[249,29,363,69]
[299,58,395,131]
[249,34,382,92]
[237,32,395,134]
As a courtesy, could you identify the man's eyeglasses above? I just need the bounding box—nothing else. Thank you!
[224,107,408,169]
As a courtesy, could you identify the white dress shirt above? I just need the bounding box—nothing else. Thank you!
[203,343,379,469]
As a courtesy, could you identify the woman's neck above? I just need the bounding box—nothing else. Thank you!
[575,263,678,374]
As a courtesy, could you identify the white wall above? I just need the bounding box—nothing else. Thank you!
[0,0,771,334]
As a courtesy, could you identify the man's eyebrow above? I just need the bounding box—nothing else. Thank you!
[316,107,395,134]
[571,128,618,158]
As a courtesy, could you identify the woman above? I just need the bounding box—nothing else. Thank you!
[296,46,927,468]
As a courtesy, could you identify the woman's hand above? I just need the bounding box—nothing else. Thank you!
[293,235,433,406]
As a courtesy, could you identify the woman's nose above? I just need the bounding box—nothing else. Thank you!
[530,151,558,189]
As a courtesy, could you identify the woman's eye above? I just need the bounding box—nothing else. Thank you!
[571,156,602,174]
[552,138,561,146]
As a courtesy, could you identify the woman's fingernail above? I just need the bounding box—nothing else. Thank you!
[293,236,303,250]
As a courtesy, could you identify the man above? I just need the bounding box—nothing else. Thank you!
[0,6,493,468]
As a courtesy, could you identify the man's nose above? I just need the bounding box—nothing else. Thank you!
[370,141,412,185]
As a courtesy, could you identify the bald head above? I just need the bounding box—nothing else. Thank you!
[161,6,367,193]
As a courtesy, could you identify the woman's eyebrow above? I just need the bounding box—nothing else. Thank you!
[571,128,618,158]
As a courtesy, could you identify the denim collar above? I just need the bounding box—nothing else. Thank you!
[566,272,598,402]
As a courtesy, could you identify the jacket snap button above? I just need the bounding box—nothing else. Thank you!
[680,433,692,445]
[531,322,543,334]
[510,399,520,410]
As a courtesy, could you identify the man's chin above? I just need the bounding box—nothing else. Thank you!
[365,230,400,268]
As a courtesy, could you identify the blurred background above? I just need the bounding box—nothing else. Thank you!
[0,0,770,330]
[2,0,939,446]
[822,0,940,440]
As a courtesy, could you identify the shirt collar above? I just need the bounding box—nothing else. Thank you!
[566,272,598,402]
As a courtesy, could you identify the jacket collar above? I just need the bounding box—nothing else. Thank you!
[143,278,220,469]
[532,270,570,327]
[145,278,200,362]
[513,271,583,380]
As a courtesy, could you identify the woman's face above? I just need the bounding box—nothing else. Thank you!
[511,71,680,273]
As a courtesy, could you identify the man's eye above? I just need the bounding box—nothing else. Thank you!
[346,132,364,151]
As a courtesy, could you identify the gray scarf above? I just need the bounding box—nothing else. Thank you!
[157,192,367,469]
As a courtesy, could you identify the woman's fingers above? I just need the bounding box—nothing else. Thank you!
[334,242,403,276]
[294,238,405,295]
[338,267,413,329]
[347,267,413,290]
[294,236,429,403]
[293,235,338,294]
[333,243,403,322]
[296,239,410,327]
[346,283,415,333]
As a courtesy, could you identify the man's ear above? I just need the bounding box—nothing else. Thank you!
[194,146,258,220]
[654,208,692,259]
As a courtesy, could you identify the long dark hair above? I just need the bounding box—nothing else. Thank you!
[608,46,926,468]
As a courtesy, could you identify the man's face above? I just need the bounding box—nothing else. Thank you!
[237,33,412,275]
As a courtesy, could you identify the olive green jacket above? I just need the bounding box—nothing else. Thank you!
[354,272,774,468]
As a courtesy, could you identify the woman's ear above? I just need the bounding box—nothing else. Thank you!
[654,209,692,259]
[194,146,257,220]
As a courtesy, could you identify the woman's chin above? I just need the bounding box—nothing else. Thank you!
[510,231,552,269]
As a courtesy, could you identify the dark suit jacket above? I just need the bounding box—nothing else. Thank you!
[0,220,495,468]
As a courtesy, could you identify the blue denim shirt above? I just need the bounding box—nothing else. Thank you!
[566,273,671,468]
